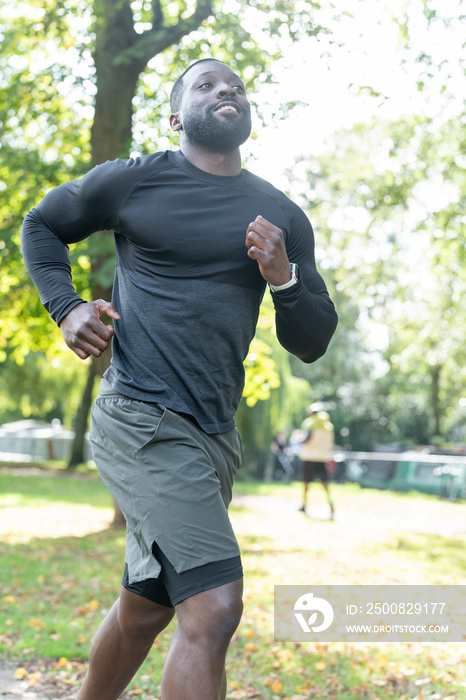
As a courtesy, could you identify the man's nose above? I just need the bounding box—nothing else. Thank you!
[216,84,236,98]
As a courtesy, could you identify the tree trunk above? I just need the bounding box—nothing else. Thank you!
[90,0,213,163]
[67,359,97,469]
[111,498,126,529]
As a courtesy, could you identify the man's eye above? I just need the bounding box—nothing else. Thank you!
[233,84,244,92]
[199,82,212,89]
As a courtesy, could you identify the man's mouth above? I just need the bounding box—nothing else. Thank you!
[214,101,241,115]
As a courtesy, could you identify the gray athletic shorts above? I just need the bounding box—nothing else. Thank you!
[90,379,243,596]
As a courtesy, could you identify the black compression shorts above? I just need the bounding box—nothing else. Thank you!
[122,543,243,607]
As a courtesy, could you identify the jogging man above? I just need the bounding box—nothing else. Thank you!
[21,58,338,700]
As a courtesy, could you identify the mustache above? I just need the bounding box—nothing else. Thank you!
[210,97,241,112]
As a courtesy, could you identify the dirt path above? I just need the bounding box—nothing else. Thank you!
[231,487,466,550]
[0,662,74,699]
[0,661,132,699]
[0,665,33,698]
[231,488,466,586]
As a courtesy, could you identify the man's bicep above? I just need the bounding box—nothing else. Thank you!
[33,157,128,243]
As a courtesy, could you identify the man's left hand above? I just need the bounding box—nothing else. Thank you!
[245,215,291,286]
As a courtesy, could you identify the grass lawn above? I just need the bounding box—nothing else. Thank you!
[0,468,465,699]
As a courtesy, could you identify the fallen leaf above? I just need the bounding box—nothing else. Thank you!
[279,649,293,662]
[77,599,100,615]
[376,654,388,669]
[14,668,28,679]
[28,618,44,629]
[26,672,41,687]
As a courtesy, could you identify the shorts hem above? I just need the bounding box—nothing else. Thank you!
[171,571,243,606]
[171,550,243,576]
[127,549,241,584]
[121,580,174,609]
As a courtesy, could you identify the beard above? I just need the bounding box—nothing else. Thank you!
[182,103,252,152]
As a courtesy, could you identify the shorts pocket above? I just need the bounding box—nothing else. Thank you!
[90,397,166,459]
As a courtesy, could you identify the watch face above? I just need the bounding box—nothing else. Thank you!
[291,263,300,281]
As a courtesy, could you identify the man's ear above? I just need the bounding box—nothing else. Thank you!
[170,113,182,131]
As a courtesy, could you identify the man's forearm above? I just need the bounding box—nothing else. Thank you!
[272,283,338,363]
[21,208,85,325]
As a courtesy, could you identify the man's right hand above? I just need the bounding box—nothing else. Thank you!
[60,300,121,360]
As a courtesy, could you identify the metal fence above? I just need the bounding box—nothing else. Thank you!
[338,450,466,501]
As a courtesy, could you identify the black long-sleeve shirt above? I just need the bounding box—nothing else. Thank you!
[21,150,337,433]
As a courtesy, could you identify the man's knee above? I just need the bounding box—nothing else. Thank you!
[118,588,175,641]
[210,583,243,639]
[177,579,243,646]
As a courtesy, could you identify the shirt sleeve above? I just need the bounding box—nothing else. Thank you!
[20,159,133,325]
[271,206,338,363]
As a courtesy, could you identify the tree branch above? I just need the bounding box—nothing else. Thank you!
[151,0,164,29]
[114,0,213,66]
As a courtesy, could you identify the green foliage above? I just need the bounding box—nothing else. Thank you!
[243,337,281,407]
[277,0,466,449]
[0,353,89,426]
[0,2,92,369]
[237,295,311,453]
[287,106,466,448]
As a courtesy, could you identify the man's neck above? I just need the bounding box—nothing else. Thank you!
[180,142,242,176]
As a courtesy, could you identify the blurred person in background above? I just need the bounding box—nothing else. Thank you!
[270,430,294,481]
[299,403,335,519]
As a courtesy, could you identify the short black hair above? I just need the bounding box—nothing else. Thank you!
[170,58,228,113]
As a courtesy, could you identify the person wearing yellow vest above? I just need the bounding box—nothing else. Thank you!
[299,403,335,518]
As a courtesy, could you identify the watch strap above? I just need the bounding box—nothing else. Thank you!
[269,263,299,292]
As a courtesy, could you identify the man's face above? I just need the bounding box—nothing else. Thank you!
[176,62,252,152]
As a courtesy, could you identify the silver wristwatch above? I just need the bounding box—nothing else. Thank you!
[269,263,300,292]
